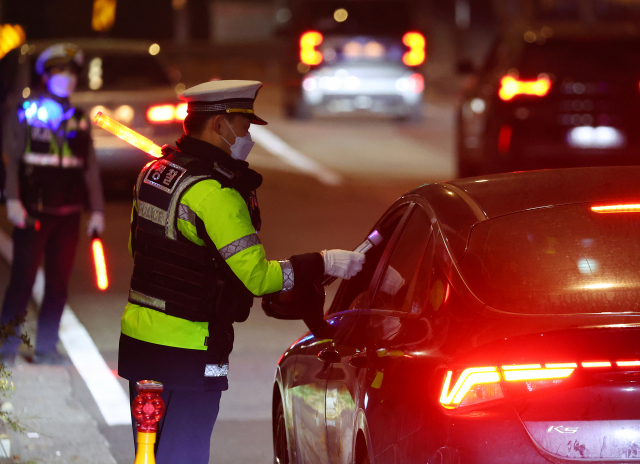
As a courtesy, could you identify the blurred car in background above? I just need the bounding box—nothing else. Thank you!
[277,0,426,120]
[456,26,640,177]
[10,39,185,180]
[273,165,640,464]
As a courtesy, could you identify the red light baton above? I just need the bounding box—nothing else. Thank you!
[91,233,109,291]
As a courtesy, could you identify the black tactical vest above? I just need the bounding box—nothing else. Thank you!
[129,149,254,329]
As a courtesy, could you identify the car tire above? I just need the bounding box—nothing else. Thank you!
[273,400,289,464]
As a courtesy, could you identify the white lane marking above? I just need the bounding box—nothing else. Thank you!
[0,228,131,426]
[250,125,343,186]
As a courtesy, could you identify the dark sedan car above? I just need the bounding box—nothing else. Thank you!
[457,26,640,177]
[273,166,640,464]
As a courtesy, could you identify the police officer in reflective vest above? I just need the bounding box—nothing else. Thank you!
[118,80,365,463]
[0,43,105,365]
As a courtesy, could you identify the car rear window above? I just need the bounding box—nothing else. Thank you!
[460,203,640,315]
[76,53,171,91]
[518,39,640,80]
[299,0,411,36]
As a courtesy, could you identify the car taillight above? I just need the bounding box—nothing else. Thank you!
[402,32,426,67]
[147,104,186,123]
[300,31,323,66]
[175,103,188,120]
[439,360,640,410]
[499,75,551,101]
[591,203,640,213]
[409,73,424,94]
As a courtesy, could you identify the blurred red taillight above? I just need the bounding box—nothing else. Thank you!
[147,104,187,123]
[402,32,426,67]
[409,73,424,94]
[499,75,551,101]
[591,203,640,213]
[300,31,323,66]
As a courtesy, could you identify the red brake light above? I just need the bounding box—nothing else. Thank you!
[175,103,188,121]
[300,31,323,66]
[147,104,175,123]
[591,203,640,213]
[402,32,426,67]
[147,104,187,123]
[408,73,424,94]
[499,75,551,101]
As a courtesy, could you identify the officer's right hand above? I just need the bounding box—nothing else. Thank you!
[323,249,366,280]
[7,199,27,229]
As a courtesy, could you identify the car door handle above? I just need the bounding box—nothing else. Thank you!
[349,353,368,369]
[317,348,341,364]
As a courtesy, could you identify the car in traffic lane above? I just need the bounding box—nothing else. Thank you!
[277,0,426,120]
[272,166,640,464]
[12,39,185,178]
[457,27,640,177]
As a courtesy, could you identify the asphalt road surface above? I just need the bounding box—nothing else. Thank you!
[0,85,455,464]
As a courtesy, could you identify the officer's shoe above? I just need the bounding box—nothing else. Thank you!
[31,351,71,366]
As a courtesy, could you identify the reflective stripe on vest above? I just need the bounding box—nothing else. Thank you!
[23,152,84,168]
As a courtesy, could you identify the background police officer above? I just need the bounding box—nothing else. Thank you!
[0,43,105,365]
[118,80,364,463]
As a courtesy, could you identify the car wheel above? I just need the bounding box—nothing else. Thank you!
[274,400,289,464]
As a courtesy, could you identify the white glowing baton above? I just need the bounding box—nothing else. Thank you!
[92,111,162,158]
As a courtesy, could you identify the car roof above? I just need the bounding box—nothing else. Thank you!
[28,38,156,55]
[442,166,640,220]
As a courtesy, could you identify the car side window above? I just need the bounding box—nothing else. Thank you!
[371,207,432,313]
[327,205,410,316]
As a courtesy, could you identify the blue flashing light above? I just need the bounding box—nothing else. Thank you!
[37,106,49,122]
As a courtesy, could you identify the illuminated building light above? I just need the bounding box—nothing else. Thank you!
[300,31,323,66]
[498,124,512,154]
[440,367,499,405]
[591,203,640,213]
[147,104,175,123]
[582,361,611,368]
[402,32,426,67]
[22,87,30,99]
[92,238,109,290]
[470,98,485,114]
[92,0,117,32]
[545,363,578,369]
[617,361,640,367]
[93,111,162,158]
[499,75,551,101]
[149,43,160,55]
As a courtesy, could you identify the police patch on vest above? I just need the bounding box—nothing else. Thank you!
[144,159,187,194]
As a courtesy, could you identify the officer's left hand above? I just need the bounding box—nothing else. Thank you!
[87,211,105,237]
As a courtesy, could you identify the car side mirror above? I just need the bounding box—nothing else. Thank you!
[456,59,475,75]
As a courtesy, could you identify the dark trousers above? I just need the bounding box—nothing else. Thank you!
[129,383,222,464]
[0,213,80,354]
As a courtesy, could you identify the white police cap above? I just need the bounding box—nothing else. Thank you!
[35,43,84,76]
[179,80,267,125]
